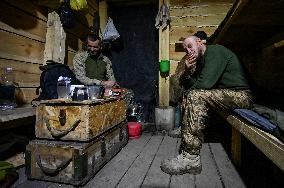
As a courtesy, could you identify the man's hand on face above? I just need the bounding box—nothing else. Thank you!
[101,80,116,87]
[185,53,196,68]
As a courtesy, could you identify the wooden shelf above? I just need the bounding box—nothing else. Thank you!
[0,105,36,130]
[0,105,35,123]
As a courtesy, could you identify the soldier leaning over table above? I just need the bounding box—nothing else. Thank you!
[73,34,134,107]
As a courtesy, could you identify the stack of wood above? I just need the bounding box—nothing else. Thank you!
[25,98,128,186]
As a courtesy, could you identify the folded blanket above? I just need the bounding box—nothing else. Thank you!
[234,109,283,142]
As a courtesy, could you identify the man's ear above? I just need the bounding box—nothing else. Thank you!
[82,41,87,50]
[196,38,202,43]
[196,38,204,46]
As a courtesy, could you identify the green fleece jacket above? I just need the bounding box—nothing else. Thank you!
[189,44,249,90]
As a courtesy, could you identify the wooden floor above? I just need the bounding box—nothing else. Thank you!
[12,133,245,188]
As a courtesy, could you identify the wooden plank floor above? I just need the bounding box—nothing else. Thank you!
[12,133,245,188]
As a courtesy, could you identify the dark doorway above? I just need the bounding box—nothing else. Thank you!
[108,4,159,123]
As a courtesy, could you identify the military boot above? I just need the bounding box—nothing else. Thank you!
[168,127,181,138]
[160,151,201,175]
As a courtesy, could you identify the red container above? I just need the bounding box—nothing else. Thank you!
[128,122,142,139]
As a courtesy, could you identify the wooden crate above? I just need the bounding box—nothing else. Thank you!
[35,98,126,141]
[26,121,128,186]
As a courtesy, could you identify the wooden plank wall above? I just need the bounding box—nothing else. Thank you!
[159,0,170,106]
[0,0,98,103]
[66,0,99,68]
[169,0,233,74]
[245,40,284,91]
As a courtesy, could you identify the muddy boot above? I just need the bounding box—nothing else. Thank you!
[160,151,201,175]
[168,127,181,138]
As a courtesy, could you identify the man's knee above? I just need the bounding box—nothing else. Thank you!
[184,89,207,102]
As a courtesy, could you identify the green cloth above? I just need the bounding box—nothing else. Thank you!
[190,45,249,90]
[252,104,284,142]
[0,161,15,181]
[85,56,107,81]
[253,104,284,132]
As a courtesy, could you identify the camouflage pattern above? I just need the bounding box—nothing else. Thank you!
[73,51,135,109]
[170,55,196,105]
[73,51,116,85]
[181,89,253,155]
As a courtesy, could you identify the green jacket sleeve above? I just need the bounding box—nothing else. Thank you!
[191,48,228,89]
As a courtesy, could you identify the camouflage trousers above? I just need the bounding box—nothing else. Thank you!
[181,89,253,155]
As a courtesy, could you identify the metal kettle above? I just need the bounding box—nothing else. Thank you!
[127,103,142,117]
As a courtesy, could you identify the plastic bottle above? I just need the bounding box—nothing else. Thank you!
[0,67,16,110]
[1,67,14,86]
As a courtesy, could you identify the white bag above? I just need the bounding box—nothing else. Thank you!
[103,17,120,41]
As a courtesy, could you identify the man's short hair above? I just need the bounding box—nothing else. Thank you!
[85,34,101,42]
[193,31,207,40]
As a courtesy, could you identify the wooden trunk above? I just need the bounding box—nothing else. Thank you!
[35,98,126,141]
[26,121,128,186]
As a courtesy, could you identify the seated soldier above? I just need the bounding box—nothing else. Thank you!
[73,34,134,107]
[161,35,253,175]
[169,31,208,137]
[73,34,116,87]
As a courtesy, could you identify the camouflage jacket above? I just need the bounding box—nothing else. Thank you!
[170,55,196,105]
[73,51,116,85]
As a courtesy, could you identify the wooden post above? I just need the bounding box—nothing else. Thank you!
[231,126,242,167]
[99,0,108,37]
[158,0,170,106]
[43,11,66,65]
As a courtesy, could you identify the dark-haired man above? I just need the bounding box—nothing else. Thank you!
[73,34,135,108]
[161,35,253,175]
[73,34,116,87]
[193,31,207,43]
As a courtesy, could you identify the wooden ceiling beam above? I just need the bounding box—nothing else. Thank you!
[210,0,248,44]
[261,31,284,48]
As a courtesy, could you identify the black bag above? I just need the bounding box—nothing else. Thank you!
[34,62,79,101]
[59,0,75,29]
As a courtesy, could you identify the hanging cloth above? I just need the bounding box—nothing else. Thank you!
[155,2,171,30]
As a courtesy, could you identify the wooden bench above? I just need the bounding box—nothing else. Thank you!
[0,105,36,167]
[0,105,36,130]
[218,111,284,171]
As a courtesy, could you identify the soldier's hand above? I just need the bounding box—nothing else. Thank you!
[185,53,196,68]
[101,80,116,87]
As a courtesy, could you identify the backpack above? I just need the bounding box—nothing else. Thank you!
[34,62,79,101]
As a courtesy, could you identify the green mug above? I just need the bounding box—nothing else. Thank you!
[160,60,170,73]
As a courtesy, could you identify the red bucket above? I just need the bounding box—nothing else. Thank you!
[128,122,142,139]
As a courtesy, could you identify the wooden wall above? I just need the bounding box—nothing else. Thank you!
[259,41,284,90]
[0,0,98,103]
[65,0,99,68]
[243,40,284,91]
[169,0,233,74]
